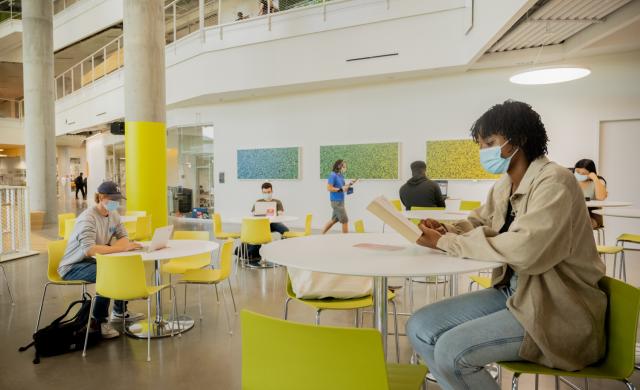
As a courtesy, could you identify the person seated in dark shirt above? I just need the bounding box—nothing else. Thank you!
[399,161,445,210]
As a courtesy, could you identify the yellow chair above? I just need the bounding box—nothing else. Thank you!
[460,200,481,211]
[468,275,492,291]
[126,210,147,217]
[124,220,137,240]
[178,240,237,334]
[500,277,640,390]
[242,310,428,390]
[57,213,75,238]
[283,276,401,362]
[63,218,76,240]
[597,245,624,278]
[354,219,365,233]
[239,218,272,268]
[283,214,312,238]
[162,231,211,299]
[390,199,403,212]
[133,215,152,241]
[83,254,178,362]
[213,213,240,240]
[35,240,93,332]
[616,234,640,282]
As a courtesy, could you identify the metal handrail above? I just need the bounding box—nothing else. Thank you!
[54,0,340,100]
[0,0,21,23]
[0,98,24,120]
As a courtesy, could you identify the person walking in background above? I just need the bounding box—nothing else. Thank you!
[399,161,445,210]
[322,159,357,234]
[74,173,86,200]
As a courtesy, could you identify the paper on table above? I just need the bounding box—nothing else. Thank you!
[366,195,422,243]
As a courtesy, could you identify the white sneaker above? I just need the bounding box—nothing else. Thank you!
[100,322,120,339]
[110,310,145,322]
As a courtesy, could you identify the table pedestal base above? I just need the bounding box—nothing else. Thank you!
[125,314,195,339]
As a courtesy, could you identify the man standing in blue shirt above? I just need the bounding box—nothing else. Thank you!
[322,159,358,234]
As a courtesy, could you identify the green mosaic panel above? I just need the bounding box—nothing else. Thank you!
[237,147,300,180]
[319,143,399,179]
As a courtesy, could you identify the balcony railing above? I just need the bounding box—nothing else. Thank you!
[54,0,338,100]
[0,0,21,23]
[0,99,24,120]
[53,0,80,15]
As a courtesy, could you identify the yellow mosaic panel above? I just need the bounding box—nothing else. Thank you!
[426,140,501,180]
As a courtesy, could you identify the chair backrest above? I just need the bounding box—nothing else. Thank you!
[124,220,137,237]
[95,254,149,300]
[126,210,147,217]
[135,215,153,241]
[241,218,272,245]
[213,213,223,236]
[460,200,481,211]
[390,199,402,212]
[47,240,68,282]
[173,230,210,240]
[63,218,76,240]
[218,240,234,279]
[58,213,75,238]
[597,276,640,378]
[354,220,365,233]
[241,310,390,390]
[303,214,313,235]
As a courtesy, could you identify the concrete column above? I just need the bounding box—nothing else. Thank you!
[124,1,167,229]
[21,0,57,223]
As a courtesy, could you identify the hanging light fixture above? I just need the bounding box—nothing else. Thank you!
[510,67,591,85]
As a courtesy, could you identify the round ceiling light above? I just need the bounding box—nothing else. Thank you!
[510,67,591,85]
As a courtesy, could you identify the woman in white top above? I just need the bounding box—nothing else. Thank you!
[574,159,607,228]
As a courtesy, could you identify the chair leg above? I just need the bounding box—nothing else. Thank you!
[534,374,539,390]
[146,297,151,362]
[511,372,520,390]
[198,285,203,319]
[283,297,291,319]
[82,296,96,357]
[227,278,237,314]
[168,274,172,301]
[171,286,181,337]
[315,309,322,325]
[220,283,233,335]
[391,299,400,364]
[183,283,188,314]
[554,376,559,390]
[622,379,636,390]
[354,308,360,327]
[214,283,220,303]
[35,283,51,333]
[1,265,14,305]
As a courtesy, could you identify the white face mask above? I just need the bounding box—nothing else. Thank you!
[263,192,273,201]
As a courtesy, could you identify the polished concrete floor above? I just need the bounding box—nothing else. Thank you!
[0,204,638,389]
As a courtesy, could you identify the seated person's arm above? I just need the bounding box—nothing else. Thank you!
[277,200,284,215]
[436,178,574,275]
[441,188,494,234]
[591,174,607,201]
[81,219,140,257]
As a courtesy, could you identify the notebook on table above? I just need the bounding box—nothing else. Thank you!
[140,225,174,252]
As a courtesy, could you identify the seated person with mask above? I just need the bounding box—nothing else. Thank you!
[399,160,445,210]
[245,182,289,264]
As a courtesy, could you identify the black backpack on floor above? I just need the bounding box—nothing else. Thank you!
[19,293,101,364]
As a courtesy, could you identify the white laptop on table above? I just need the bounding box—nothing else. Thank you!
[140,225,174,252]
[253,201,277,217]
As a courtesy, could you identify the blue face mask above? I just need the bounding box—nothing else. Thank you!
[574,172,588,182]
[479,141,518,174]
[105,200,119,212]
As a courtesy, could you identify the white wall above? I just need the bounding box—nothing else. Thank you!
[166,50,640,231]
[0,118,24,144]
[84,132,123,197]
[53,0,123,51]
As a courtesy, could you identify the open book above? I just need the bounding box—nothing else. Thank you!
[366,196,422,243]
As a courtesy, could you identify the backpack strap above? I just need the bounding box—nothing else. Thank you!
[50,294,92,327]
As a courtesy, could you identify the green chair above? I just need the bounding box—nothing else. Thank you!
[284,276,401,362]
[241,310,428,390]
[500,277,640,390]
[460,200,481,211]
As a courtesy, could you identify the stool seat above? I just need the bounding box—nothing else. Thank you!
[597,245,624,255]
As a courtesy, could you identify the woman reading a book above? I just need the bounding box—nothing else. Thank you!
[406,100,606,390]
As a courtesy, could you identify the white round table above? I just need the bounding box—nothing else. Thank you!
[585,201,632,208]
[404,210,470,221]
[261,233,502,356]
[120,215,138,223]
[593,208,640,219]
[228,215,298,224]
[107,239,219,338]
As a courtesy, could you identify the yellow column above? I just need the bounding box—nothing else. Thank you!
[125,122,167,229]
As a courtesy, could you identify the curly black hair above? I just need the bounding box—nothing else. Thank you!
[470,100,549,162]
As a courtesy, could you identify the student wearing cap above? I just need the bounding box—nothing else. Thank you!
[58,181,143,339]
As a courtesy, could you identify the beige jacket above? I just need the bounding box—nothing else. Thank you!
[437,156,606,371]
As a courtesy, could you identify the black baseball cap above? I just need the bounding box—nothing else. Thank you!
[97,181,126,200]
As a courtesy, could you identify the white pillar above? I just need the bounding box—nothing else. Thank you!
[21,0,57,223]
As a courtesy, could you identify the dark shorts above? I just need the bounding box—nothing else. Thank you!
[331,201,348,224]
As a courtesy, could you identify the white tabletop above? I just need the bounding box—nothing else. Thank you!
[585,201,632,208]
[261,233,501,277]
[106,239,219,261]
[120,215,138,223]
[228,215,299,224]
[593,208,640,219]
[403,210,470,221]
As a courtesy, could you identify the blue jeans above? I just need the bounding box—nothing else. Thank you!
[246,222,289,258]
[62,260,126,323]
[407,287,525,390]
